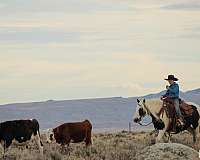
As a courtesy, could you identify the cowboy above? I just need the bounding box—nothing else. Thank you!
[161,75,184,126]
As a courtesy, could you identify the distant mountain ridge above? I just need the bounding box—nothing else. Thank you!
[1,88,199,107]
[0,88,199,131]
[138,88,200,105]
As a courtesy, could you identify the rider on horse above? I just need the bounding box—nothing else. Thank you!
[161,75,184,126]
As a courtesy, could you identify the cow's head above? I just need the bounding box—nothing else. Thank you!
[46,128,55,143]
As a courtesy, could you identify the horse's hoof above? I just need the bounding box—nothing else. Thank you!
[150,139,156,145]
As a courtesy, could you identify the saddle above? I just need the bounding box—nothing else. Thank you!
[163,98,194,118]
[180,100,194,116]
[162,98,195,133]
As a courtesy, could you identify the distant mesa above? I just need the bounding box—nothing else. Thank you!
[185,88,200,95]
[0,88,199,130]
[46,99,55,103]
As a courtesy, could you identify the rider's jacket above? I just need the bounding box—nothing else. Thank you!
[163,82,179,99]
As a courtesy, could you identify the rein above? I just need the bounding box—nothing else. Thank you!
[137,102,163,127]
[137,102,153,126]
[138,121,153,126]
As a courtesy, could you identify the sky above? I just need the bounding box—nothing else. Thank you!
[0,0,200,104]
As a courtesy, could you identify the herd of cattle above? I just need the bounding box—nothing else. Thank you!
[0,119,92,156]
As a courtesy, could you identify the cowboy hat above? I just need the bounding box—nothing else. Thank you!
[164,75,178,81]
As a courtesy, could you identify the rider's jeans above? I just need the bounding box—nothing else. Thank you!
[174,98,183,117]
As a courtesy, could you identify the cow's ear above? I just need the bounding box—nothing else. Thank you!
[137,99,140,104]
[143,99,146,104]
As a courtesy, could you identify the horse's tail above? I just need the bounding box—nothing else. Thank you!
[191,105,198,111]
[191,105,200,129]
[194,105,200,134]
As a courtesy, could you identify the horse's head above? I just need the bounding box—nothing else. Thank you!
[133,98,148,123]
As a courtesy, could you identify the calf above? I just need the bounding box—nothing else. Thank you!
[46,120,92,147]
[0,119,43,155]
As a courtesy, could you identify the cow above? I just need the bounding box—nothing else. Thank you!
[46,120,92,147]
[0,119,43,156]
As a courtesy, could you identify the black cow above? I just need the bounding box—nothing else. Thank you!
[0,119,43,155]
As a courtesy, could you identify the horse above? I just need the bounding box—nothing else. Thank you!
[133,98,200,145]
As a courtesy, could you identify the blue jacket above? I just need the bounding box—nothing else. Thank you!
[163,83,179,99]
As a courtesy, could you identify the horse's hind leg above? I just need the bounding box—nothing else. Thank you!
[196,125,200,144]
[193,130,196,144]
[193,125,200,149]
[194,118,200,145]
[187,127,197,146]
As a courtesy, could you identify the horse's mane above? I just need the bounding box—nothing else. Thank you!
[146,99,200,113]
[146,99,163,108]
[145,99,163,119]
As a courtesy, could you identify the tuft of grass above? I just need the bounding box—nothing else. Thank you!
[49,151,62,160]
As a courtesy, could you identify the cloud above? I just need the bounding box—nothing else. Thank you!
[111,83,147,96]
[161,1,200,11]
[0,29,83,44]
[179,33,200,39]
[0,0,130,15]
[0,51,200,104]
[0,0,200,104]
[0,58,87,79]
[0,3,6,9]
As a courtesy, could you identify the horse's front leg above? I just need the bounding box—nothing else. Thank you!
[164,132,172,143]
[167,133,172,143]
[156,130,166,143]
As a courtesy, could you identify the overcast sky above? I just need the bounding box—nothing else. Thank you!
[0,0,200,104]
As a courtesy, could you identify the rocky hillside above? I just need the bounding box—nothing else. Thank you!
[137,143,198,160]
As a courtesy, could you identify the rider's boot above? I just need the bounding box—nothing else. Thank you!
[177,116,184,127]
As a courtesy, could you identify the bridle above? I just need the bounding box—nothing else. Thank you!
[135,100,167,132]
[138,121,153,126]
[136,102,153,126]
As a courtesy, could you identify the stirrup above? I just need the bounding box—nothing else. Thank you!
[177,118,184,126]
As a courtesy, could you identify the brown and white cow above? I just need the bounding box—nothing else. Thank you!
[0,119,43,156]
[46,120,92,147]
